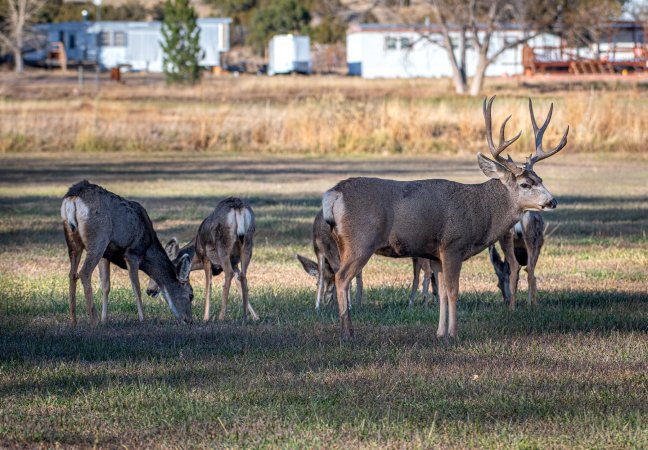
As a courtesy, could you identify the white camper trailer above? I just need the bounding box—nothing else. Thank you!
[268,34,311,75]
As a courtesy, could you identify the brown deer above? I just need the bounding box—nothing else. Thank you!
[488,210,545,306]
[61,180,194,325]
[322,97,568,339]
[146,233,259,321]
[297,211,438,310]
[191,197,257,322]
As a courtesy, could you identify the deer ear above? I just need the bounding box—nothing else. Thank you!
[477,153,511,180]
[164,238,180,260]
[296,254,318,277]
[176,253,192,283]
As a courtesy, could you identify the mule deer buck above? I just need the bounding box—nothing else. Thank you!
[297,210,438,310]
[489,210,545,306]
[61,180,194,325]
[322,97,568,339]
[146,231,259,322]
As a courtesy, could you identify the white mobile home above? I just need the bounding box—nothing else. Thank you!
[347,23,559,78]
[26,18,231,72]
[268,34,311,75]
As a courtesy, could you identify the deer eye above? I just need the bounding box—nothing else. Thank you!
[520,182,531,189]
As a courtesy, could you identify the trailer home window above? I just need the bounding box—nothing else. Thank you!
[400,37,412,49]
[99,31,111,46]
[114,31,127,47]
[385,36,397,50]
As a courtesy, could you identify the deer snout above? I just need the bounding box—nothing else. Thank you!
[181,317,193,325]
[544,198,558,209]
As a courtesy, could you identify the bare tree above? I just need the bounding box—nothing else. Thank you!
[429,0,556,96]
[0,0,45,73]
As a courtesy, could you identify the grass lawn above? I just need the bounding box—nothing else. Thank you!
[0,152,646,448]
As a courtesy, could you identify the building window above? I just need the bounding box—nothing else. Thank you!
[400,37,412,49]
[114,31,127,47]
[385,36,397,50]
[58,31,64,43]
[69,34,76,50]
[99,31,111,46]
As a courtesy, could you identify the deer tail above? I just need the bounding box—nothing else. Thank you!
[61,197,78,232]
[234,207,252,238]
[322,190,342,227]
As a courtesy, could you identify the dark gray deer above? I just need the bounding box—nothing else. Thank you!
[322,97,568,339]
[61,180,193,325]
[297,210,438,309]
[489,210,545,306]
[146,232,259,321]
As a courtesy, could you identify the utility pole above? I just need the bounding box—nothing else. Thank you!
[93,0,102,89]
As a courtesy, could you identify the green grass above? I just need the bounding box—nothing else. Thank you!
[0,153,646,448]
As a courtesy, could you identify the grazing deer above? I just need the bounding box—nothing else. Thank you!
[297,211,437,310]
[297,209,363,311]
[322,97,568,339]
[145,234,259,321]
[187,197,258,322]
[61,180,193,325]
[489,210,545,306]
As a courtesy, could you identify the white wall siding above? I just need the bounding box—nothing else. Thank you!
[347,28,561,79]
[28,18,230,72]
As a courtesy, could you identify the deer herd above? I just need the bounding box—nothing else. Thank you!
[61,97,568,340]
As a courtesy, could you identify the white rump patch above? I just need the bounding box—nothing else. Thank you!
[61,197,89,231]
[234,208,252,237]
[514,221,524,239]
[322,190,342,225]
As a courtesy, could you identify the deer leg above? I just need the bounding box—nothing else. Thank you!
[236,237,256,321]
[233,268,258,321]
[203,259,213,322]
[500,233,519,311]
[98,258,110,323]
[526,245,540,306]
[124,253,144,322]
[428,260,440,305]
[435,264,447,338]
[439,255,462,339]
[409,258,421,307]
[214,242,239,321]
[422,260,434,305]
[78,244,107,326]
[66,246,82,327]
[335,250,372,341]
[354,272,363,308]
[218,268,234,321]
[422,273,431,305]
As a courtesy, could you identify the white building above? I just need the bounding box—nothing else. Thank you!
[346,23,560,79]
[268,34,311,75]
[26,18,231,72]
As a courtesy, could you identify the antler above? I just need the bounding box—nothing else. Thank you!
[482,96,522,174]
[526,98,570,168]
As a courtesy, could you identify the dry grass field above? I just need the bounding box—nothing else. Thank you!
[0,73,647,448]
[2,72,648,155]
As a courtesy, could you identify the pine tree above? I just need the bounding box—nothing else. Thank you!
[160,0,203,85]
